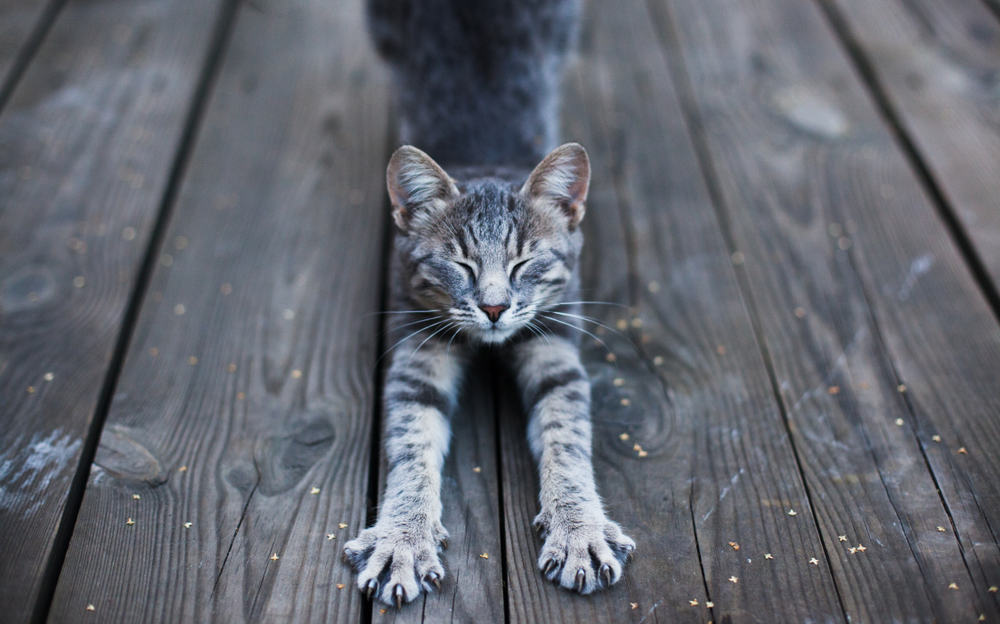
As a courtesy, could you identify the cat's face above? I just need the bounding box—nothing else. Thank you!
[387,144,590,344]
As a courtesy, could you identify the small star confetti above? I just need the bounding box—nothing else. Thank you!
[848,547,857,554]
[957,447,968,454]
[472,466,482,473]
[637,450,648,458]
[86,604,95,612]
[188,356,198,365]
[620,398,631,406]
[794,307,807,318]
[236,392,246,400]
[220,283,233,295]
[605,353,617,363]
[895,418,904,426]
[174,236,188,250]
[27,386,35,394]
[283,309,296,320]
[619,432,630,441]
[728,541,740,551]
[828,386,840,395]
[270,553,279,561]
[728,576,739,584]
[310,487,320,495]
[336,583,345,589]
[379,609,387,615]
[183,522,192,528]
[988,585,997,593]
[716,345,726,355]
[897,384,907,393]
[73,276,86,288]
[947,582,958,590]
[122,226,137,240]
[227,363,237,373]
[730,251,745,265]
[787,509,798,516]
[931,434,941,442]
[149,347,159,356]
[291,369,302,378]
[648,281,660,293]
[630,318,642,328]
[339,522,348,529]
[616,319,628,330]
[856,544,867,552]
[630,602,638,610]
[653,355,664,366]
[689,599,699,606]
[978,615,986,622]
[132,494,141,500]
[936,526,946,533]
[327,534,336,540]
[705,601,714,608]
[838,535,847,542]
[126,517,135,526]
[174,303,186,315]
[809,557,819,565]
[43,372,54,382]
[764,553,774,560]
[479,553,489,559]
[178,465,188,472]
[613,378,625,387]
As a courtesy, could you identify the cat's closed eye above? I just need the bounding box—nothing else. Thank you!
[509,258,532,281]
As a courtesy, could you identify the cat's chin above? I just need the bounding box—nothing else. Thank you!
[473,325,519,345]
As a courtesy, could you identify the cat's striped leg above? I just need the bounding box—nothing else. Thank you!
[343,341,462,607]
[512,336,635,594]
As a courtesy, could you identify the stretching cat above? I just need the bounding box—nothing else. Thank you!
[343,0,635,607]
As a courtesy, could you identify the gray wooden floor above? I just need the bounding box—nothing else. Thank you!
[2,0,999,622]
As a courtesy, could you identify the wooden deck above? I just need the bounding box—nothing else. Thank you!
[2,0,999,621]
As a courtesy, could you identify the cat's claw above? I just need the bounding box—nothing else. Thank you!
[343,523,447,607]
[534,512,635,594]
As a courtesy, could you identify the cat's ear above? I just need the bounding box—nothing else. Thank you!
[521,142,591,229]
[386,145,458,231]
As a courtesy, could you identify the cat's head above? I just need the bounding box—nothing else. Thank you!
[387,143,590,344]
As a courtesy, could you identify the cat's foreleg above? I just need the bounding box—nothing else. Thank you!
[343,343,461,606]
[513,336,635,594]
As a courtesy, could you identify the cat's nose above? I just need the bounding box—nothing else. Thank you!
[479,303,509,323]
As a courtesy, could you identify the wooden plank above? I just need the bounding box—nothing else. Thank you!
[0,0,56,97]
[0,0,229,620]
[47,0,391,621]
[498,2,846,621]
[822,0,1000,299]
[378,371,505,624]
[652,0,1000,618]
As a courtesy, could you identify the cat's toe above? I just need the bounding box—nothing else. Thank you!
[536,517,634,594]
[345,524,445,607]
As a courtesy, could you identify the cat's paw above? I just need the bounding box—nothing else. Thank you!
[534,512,635,594]
[342,522,448,607]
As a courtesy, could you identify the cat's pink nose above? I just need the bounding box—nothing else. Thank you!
[479,304,509,323]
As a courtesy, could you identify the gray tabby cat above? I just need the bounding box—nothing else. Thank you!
[343,0,635,607]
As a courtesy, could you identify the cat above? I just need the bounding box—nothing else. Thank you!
[343,0,635,607]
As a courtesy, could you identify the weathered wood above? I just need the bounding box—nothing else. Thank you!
[499,2,846,621]
[378,371,505,624]
[653,0,1000,618]
[823,0,1000,301]
[47,0,391,621]
[0,0,57,99]
[0,0,228,620]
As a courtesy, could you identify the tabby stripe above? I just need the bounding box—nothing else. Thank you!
[527,367,586,407]
[386,374,453,414]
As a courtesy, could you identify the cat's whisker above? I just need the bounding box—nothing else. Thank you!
[543,300,629,309]
[408,322,457,362]
[377,318,453,364]
[366,309,441,318]
[539,313,612,353]
[544,310,627,338]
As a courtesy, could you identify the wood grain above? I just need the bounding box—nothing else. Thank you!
[47,0,391,621]
[0,0,228,620]
[823,0,1000,298]
[498,1,846,621]
[0,0,57,99]
[653,0,1000,618]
